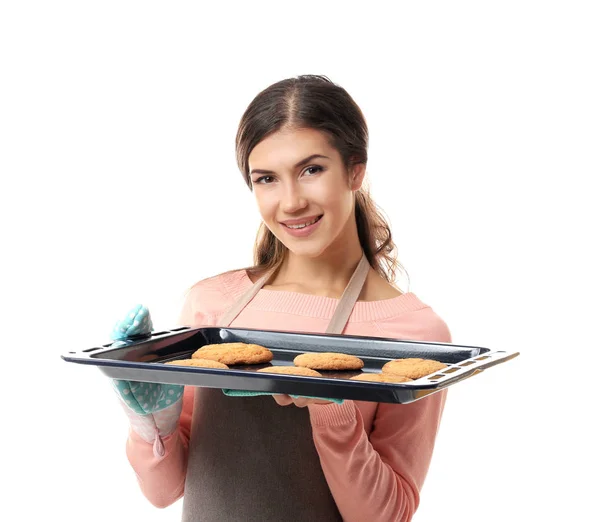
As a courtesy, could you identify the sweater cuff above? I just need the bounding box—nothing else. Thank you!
[128,424,181,456]
[308,400,357,427]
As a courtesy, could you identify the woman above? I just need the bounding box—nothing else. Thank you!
[115,75,452,522]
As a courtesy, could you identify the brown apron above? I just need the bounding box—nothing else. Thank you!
[181,253,371,522]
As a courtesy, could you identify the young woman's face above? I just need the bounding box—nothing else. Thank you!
[248,127,365,259]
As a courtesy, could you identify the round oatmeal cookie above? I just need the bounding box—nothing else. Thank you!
[257,366,322,377]
[350,373,413,383]
[293,352,364,371]
[164,358,229,369]
[381,358,447,379]
[192,342,273,365]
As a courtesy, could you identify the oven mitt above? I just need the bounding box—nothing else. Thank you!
[110,304,184,457]
[222,389,344,403]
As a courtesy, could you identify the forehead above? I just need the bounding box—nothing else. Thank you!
[248,128,338,169]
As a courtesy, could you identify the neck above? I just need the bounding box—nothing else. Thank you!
[273,240,364,298]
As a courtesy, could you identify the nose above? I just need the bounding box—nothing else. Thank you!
[280,181,308,214]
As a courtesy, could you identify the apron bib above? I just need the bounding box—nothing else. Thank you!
[181,254,370,521]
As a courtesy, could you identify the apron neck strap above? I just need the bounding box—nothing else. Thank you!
[219,252,371,335]
[325,252,370,334]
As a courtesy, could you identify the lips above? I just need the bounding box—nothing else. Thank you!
[281,215,322,229]
[280,215,323,227]
[279,215,323,237]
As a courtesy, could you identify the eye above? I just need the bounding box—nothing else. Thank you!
[254,175,274,184]
[304,165,324,176]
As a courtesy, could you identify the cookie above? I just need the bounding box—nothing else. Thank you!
[165,358,229,369]
[257,366,322,377]
[192,342,273,365]
[381,358,447,379]
[350,373,413,383]
[293,352,364,371]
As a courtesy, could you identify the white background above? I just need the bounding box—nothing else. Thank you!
[2,1,598,521]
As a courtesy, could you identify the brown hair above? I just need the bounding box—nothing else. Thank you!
[235,75,408,288]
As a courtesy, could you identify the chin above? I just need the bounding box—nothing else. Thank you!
[277,238,329,259]
[291,248,328,259]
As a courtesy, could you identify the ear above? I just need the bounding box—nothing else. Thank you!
[349,162,366,191]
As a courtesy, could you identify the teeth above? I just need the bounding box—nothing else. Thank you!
[286,216,320,229]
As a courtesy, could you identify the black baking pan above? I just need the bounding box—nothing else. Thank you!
[61,326,519,404]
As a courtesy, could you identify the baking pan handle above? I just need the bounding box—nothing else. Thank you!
[413,350,520,398]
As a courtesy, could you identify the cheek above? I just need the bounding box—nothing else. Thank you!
[319,183,352,217]
[254,190,278,221]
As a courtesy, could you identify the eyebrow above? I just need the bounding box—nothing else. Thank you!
[249,154,330,176]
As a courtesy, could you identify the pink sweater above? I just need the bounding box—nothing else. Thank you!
[125,269,452,521]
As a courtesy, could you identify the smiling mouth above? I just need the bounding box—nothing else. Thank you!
[282,215,323,229]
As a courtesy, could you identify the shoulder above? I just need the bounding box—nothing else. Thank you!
[373,295,453,344]
[180,268,250,321]
[362,269,404,301]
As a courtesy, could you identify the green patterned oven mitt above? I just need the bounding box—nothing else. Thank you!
[110,305,184,457]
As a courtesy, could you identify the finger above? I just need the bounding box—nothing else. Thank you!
[291,397,311,408]
[272,394,293,406]
[289,395,334,407]
[309,398,335,405]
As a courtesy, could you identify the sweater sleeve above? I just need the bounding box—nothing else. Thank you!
[123,280,227,508]
[307,308,452,522]
[125,387,195,508]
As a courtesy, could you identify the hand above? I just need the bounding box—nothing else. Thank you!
[110,304,184,415]
[110,304,184,455]
[272,394,335,407]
